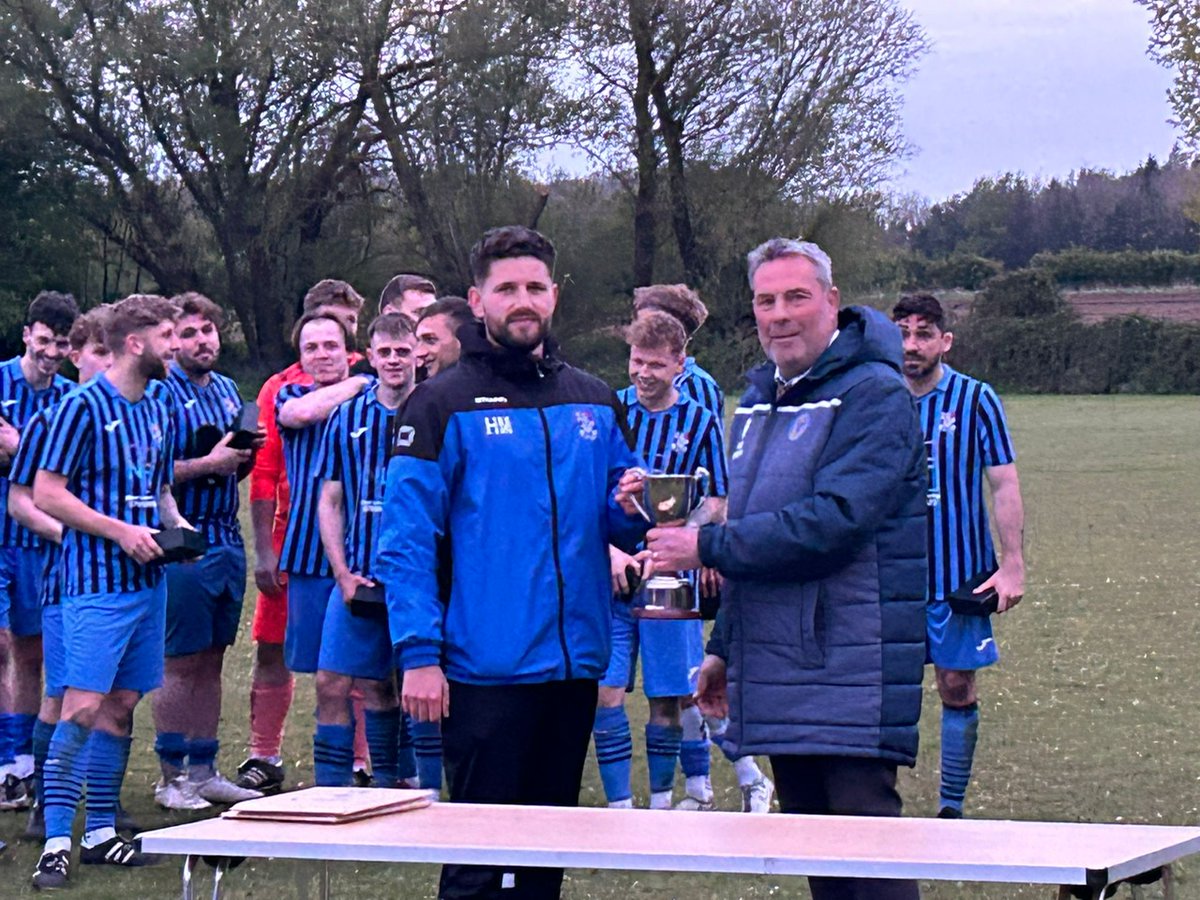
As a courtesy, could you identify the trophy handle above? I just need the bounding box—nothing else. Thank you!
[693,466,710,503]
[626,468,654,523]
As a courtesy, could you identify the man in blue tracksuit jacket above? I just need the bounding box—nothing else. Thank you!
[649,238,928,900]
[376,226,646,900]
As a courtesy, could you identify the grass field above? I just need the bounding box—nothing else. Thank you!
[3,394,1199,898]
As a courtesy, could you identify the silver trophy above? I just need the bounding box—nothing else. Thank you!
[629,468,709,620]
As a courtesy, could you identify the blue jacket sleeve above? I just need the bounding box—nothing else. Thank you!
[376,388,460,671]
[698,375,923,581]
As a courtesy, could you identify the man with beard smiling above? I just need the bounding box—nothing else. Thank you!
[31,294,189,888]
[0,291,79,812]
[150,292,265,810]
[892,293,1025,821]
[378,226,647,900]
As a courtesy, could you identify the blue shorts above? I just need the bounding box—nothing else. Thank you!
[42,604,66,699]
[926,600,999,671]
[284,574,335,674]
[164,544,247,657]
[318,585,394,681]
[602,599,703,698]
[0,546,47,636]
[62,583,167,694]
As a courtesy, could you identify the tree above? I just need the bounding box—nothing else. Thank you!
[1139,1,1200,152]
[355,0,571,293]
[571,0,928,286]
[1,0,373,362]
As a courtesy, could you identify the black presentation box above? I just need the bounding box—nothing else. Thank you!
[350,582,387,620]
[227,402,260,450]
[947,569,1000,617]
[154,527,208,564]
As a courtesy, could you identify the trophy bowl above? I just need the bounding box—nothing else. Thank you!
[636,470,708,526]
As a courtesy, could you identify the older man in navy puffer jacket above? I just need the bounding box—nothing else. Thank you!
[648,238,928,900]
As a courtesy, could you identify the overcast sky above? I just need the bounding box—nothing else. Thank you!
[893,0,1182,202]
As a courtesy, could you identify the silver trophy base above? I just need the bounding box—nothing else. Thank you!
[632,576,700,620]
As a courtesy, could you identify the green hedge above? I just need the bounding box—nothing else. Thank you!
[952,312,1200,394]
[1030,248,1200,288]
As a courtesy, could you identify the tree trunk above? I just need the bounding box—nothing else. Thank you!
[630,2,659,287]
[652,95,704,285]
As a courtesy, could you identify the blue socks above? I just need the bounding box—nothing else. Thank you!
[364,709,400,787]
[44,720,91,840]
[313,723,355,787]
[32,718,55,808]
[593,706,633,804]
[154,730,188,779]
[85,730,131,834]
[645,723,682,796]
[412,720,443,790]
[0,712,16,766]
[187,738,219,781]
[940,703,980,814]
[13,712,36,757]
[397,713,418,783]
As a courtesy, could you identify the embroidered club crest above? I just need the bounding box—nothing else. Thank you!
[670,431,690,456]
[939,411,957,434]
[575,410,598,441]
[788,412,810,442]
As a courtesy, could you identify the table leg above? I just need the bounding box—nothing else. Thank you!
[320,860,331,900]
[211,858,227,900]
[1163,864,1175,900]
[182,855,199,900]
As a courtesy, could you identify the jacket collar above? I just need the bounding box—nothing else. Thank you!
[458,321,564,381]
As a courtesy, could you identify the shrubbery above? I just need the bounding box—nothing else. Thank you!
[1030,248,1200,288]
[951,271,1200,394]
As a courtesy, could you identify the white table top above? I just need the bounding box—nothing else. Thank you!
[139,802,1200,887]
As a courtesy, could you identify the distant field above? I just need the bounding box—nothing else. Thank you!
[1063,287,1200,323]
[3,396,1200,898]
[931,286,1200,325]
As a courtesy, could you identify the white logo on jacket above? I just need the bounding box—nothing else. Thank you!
[484,415,514,436]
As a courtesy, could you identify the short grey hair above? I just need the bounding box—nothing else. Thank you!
[746,238,834,291]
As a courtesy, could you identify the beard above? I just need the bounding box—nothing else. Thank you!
[902,354,939,380]
[138,347,169,381]
[179,349,216,377]
[488,312,550,353]
[482,309,549,355]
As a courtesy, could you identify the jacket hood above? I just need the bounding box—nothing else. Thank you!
[746,305,903,400]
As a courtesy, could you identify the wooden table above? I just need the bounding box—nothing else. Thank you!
[138,801,1200,899]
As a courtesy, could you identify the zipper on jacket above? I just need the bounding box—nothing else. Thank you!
[537,408,572,679]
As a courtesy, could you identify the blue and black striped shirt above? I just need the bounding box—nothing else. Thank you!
[41,374,175,595]
[157,363,245,547]
[318,387,396,578]
[9,407,62,606]
[0,357,73,548]
[917,365,1016,601]
[617,389,728,498]
[675,357,724,428]
[276,383,331,577]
